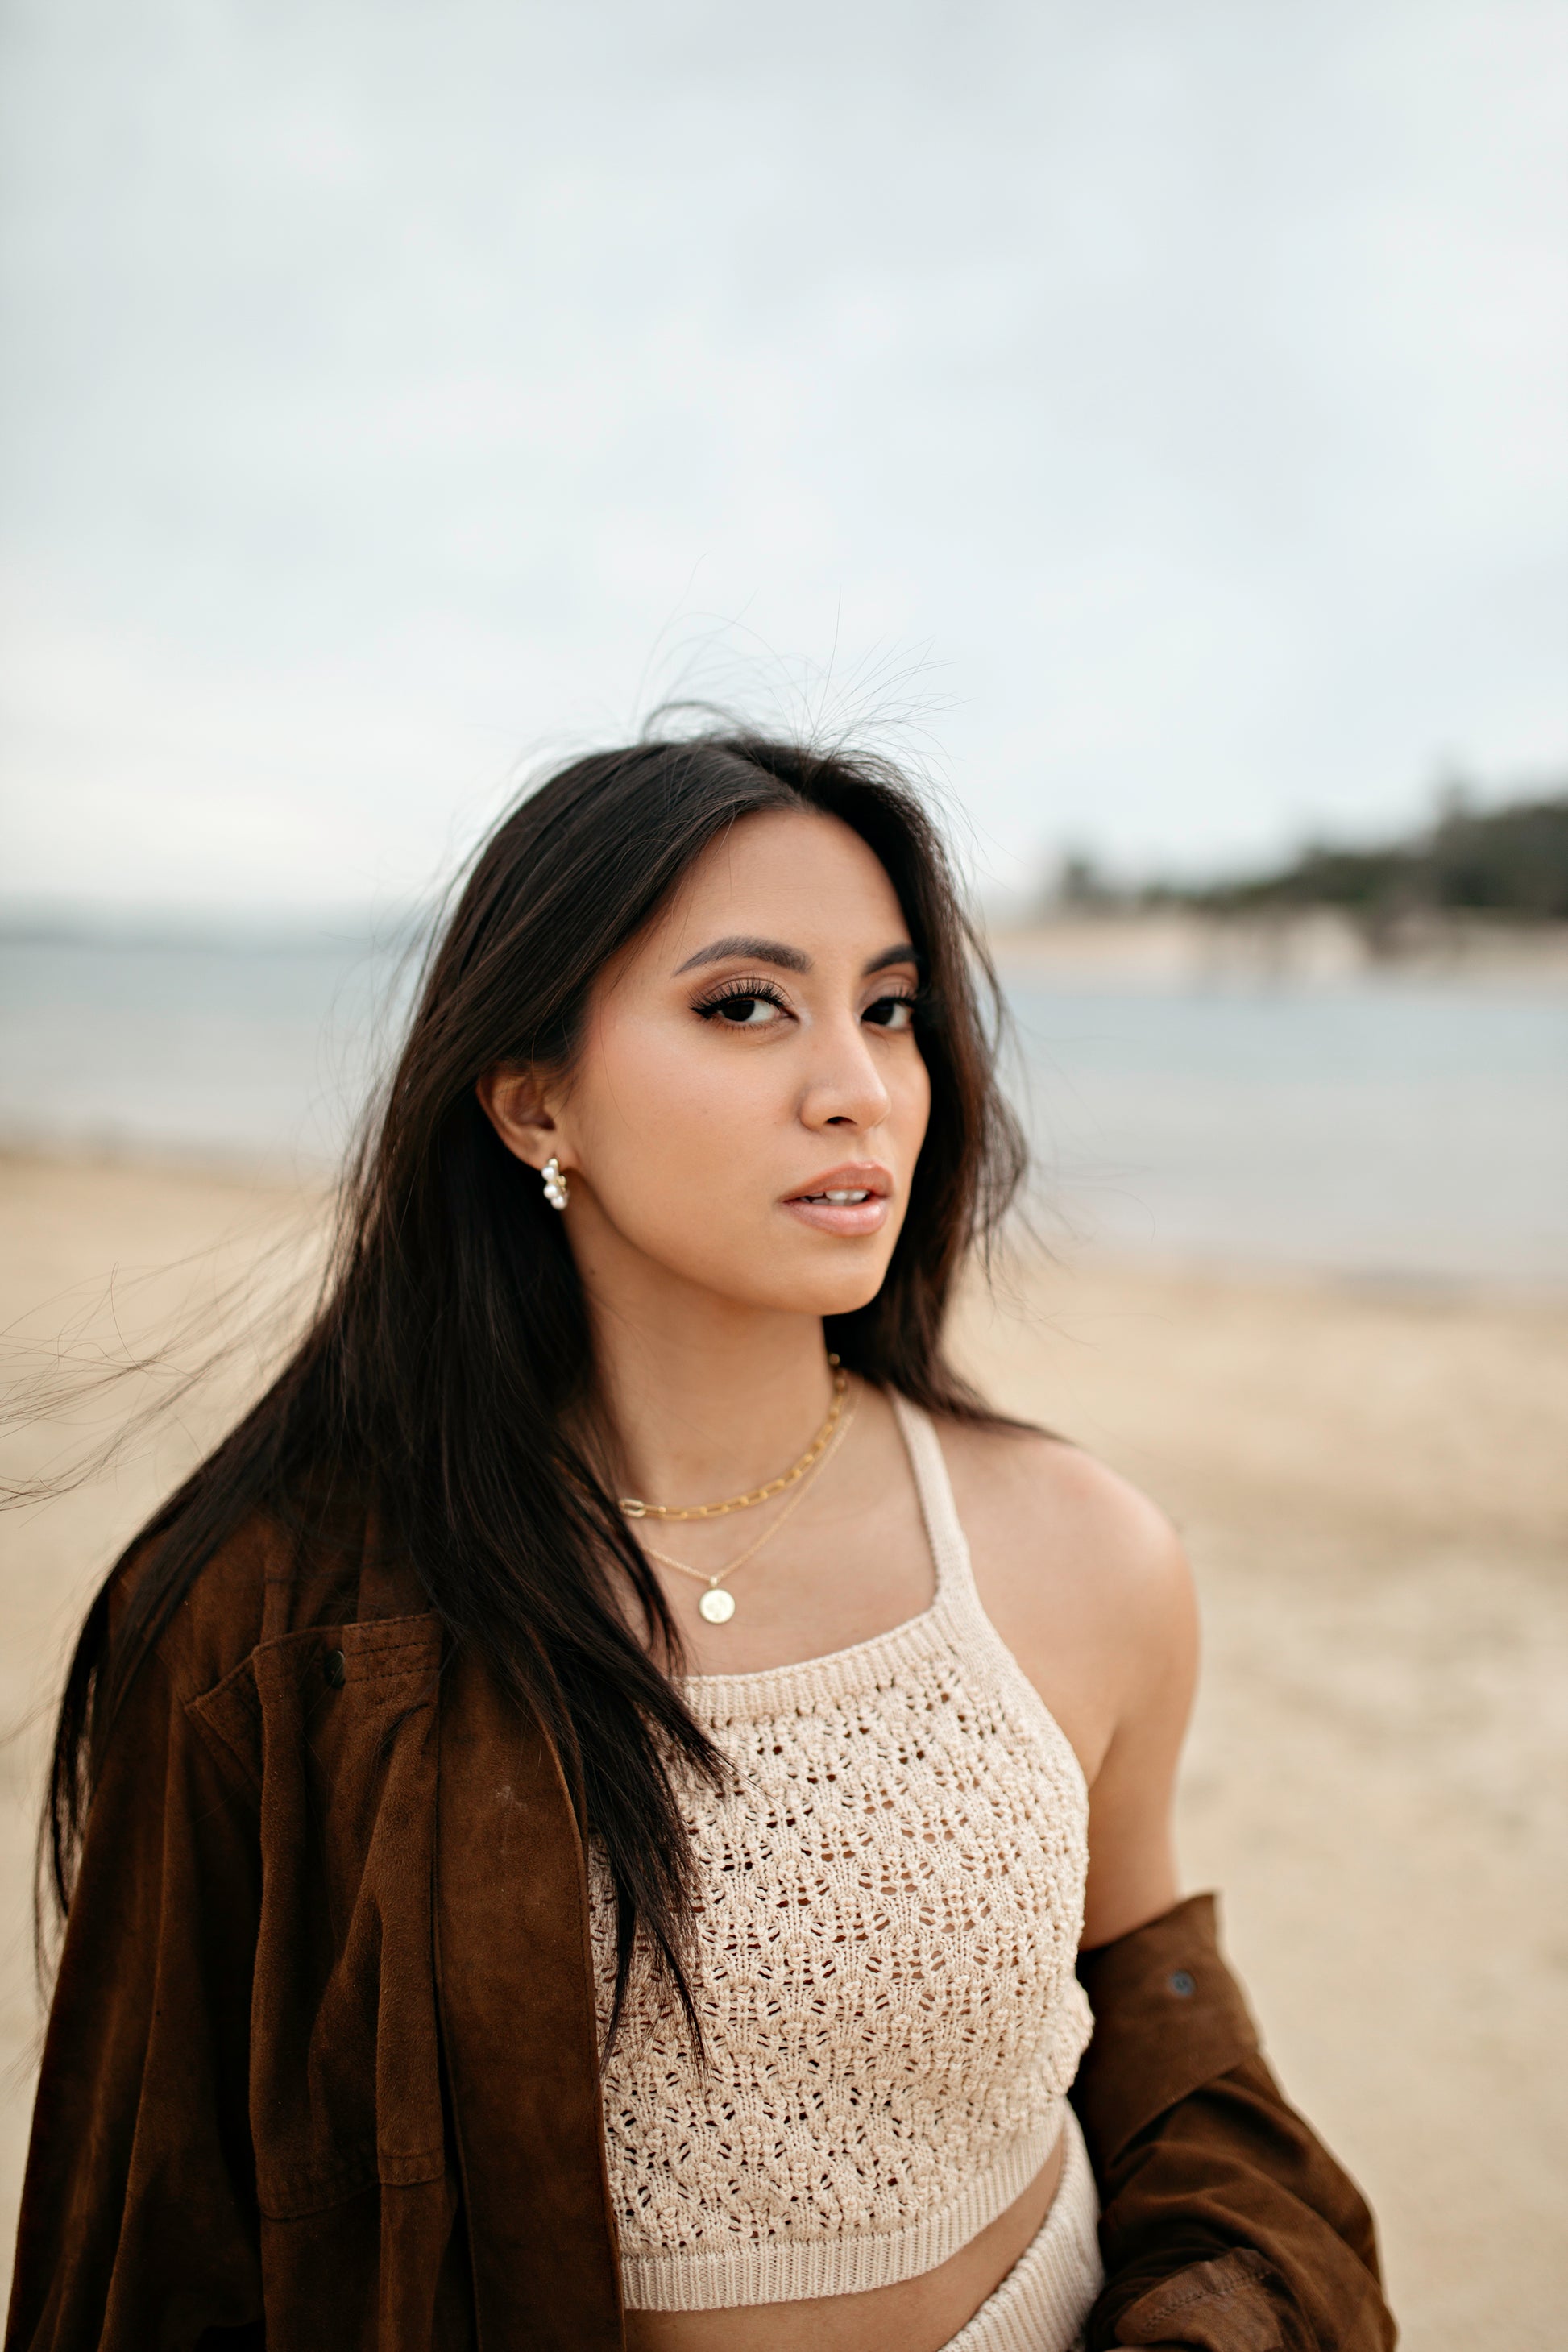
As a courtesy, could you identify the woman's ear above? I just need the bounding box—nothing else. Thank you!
[476,1067,562,1172]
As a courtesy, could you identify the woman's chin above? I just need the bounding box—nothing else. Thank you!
[748,1246,894,1321]
[656,1248,887,1321]
[624,1213,901,1320]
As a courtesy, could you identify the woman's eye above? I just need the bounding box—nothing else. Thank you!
[864,994,916,1031]
[700,989,787,1027]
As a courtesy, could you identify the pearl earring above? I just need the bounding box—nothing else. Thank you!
[541,1155,570,1211]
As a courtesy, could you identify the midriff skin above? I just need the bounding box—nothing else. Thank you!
[624,2130,1065,2352]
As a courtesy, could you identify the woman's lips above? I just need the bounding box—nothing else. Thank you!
[780,1173,890,1238]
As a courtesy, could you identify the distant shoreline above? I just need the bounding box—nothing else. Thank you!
[987,908,1568,988]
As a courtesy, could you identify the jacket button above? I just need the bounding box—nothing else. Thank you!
[323,1648,346,1688]
[1169,1969,1196,1997]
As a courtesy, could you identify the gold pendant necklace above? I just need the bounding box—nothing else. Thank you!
[639,1387,858,1624]
[618,1357,846,1521]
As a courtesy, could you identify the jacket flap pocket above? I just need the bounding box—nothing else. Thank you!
[186,1653,264,1795]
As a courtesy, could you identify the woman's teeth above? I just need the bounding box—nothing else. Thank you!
[805,1188,870,1204]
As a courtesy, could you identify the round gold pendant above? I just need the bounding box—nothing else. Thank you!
[699,1587,736,1624]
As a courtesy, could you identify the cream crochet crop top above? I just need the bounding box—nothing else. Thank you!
[588,1395,1094,2313]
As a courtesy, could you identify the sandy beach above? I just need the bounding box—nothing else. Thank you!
[2,1151,1565,2346]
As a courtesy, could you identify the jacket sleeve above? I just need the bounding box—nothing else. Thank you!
[1069,1894,1396,2352]
[6,1631,265,2352]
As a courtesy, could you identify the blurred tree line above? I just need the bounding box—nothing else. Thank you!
[1055,786,1568,927]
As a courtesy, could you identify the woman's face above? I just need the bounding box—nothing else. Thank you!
[485,807,931,1321]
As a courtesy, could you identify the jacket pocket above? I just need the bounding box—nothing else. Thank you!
[189,1611,446,2220]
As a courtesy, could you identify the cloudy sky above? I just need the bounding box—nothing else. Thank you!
[2,0,1565,913]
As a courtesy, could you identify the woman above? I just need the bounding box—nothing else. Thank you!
[8,733,1392,2351]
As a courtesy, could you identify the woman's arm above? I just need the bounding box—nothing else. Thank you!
[1070,1473,1197,1954]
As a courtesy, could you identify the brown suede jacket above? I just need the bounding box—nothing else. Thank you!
[6,1516,1396,2352]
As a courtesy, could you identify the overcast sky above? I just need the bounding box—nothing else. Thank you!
[2,0,1566,914]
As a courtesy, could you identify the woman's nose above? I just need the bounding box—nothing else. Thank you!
[798,1019,893,1130]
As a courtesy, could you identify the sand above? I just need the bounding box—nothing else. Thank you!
[2,1151,1566,2346]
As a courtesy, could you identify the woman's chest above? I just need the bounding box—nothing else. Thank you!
[595,1634,1090,2047]
[707,1673,1078,1954]
[589,1635,1095,2279]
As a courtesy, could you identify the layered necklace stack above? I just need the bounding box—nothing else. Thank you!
[618,1357,855,1624]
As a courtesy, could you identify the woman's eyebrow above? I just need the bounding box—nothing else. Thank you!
[674,935,811,974]
[864,941,921,976]
[673,937,921,977]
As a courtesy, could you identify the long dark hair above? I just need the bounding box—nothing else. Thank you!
[46,730,1028,2032]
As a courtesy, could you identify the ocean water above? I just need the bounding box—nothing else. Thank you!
[2,931,1565,1285]
[0,931,414,1167]
[1002,976,1568,1285]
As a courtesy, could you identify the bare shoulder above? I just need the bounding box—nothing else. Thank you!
[935,1415,1197,1775]
[938,1414,1191,1621]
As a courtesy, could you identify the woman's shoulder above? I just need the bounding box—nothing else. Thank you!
[107,1483,386,1703]
[936,1410,1188,1605]
[932,1410,1197,1759]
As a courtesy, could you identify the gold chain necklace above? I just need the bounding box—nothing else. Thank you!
[617,1357,847,1521]
[639,1387,859,1624]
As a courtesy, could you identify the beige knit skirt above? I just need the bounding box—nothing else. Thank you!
[939,2108,1103,2352]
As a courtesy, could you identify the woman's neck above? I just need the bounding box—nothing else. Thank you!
[580,1270,836,1513]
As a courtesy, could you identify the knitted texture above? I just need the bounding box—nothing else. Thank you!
[940,2109,1101,2352]
[591,1398,1095,2312]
